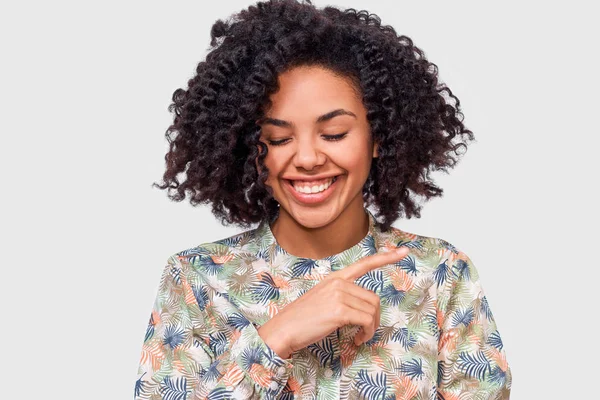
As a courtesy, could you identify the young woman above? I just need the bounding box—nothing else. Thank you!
[134,1,512,399]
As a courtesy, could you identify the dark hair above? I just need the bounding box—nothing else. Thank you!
[152,0,474,232]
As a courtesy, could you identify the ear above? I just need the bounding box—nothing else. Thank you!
[372,141,379,158]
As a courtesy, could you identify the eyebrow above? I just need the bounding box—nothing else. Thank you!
[257,108,357,128]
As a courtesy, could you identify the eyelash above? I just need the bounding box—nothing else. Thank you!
[267,132,348,146]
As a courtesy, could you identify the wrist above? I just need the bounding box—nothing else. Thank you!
[257,319,292,359]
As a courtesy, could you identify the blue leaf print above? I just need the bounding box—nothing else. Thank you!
[424,313,439,340]
[215,235,242,247]
[399,358,424,380]
[307,336,334,366]
[381,284,405,306]
[355,369,387,400]
[251,272,280,304]
[457,351,492,380]
[160,376,188,400]
[398,254,418,276]
[453,259,470,281]
[169,264,182,285]
[192,284,209,311]
[202,360,222,383]
[279,388,295,400]
[391,327,417,350]
[183,247,211,268]
[144,314,155,342]
[363,234,377,255]
[489,366,508,386]
[208,331,228,357]
[330,355,342,377]
[291,258,318,277]
[257,247,271,263]
[356,270,384,293]
[163,325,185,349]
[437,361,444,387]
[201,256,224,276]
[487,331,504,351]
[451,306,474,328]
[240,346,263,371]
[134,372,146,397]
[438,239,459,254]
[264,345,287,366]
[395,240,424,251]
[434,259,449,287]
[364,328,383,346]
[227,312,251,331]
[481,296,494,321]
[207,386,233,400]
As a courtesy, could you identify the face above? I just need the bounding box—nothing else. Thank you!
[256,65,378,228]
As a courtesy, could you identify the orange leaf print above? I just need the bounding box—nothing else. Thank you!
[389,268,414,292]
[487,346,509,371]
[436,389,461,400]
[436,305,445,329]
[211,254,234,264]
[286,375,301,394]
[248,363,274,388]
[222,362,245,387]
[229,328,241,345]
[439,328,459,354]
[371,353,385,369]
[392,376,418,400]
[267,301,280,318]
[271,275,290,290]
[182,279,196,305]
[382,240,400,253]
[141,341,165,371]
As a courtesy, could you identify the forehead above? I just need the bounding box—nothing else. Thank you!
[264,66,363,122]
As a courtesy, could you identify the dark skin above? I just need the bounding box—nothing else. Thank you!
[254,66,409,358]
[257,65,379,260]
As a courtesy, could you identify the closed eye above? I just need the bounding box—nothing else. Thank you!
[322,132,348,141]
[267,132,348,146]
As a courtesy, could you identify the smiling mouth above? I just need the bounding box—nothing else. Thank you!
[286,176,339,194]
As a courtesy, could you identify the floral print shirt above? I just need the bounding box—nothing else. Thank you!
[134,208,512,399]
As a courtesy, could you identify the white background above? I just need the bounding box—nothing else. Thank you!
[1,1,598,398]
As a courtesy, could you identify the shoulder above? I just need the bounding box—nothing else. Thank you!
[163,225,262,283]
[381,224,478,278]
[378,223,464,257]
[172,225,259,259]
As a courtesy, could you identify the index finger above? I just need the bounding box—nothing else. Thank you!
[335,247,410,281]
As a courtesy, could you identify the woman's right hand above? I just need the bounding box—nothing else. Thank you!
[258,247,410,359]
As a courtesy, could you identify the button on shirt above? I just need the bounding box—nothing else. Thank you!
[134,208,512,399]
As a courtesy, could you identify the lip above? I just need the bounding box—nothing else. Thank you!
[283,175,340,205]
[283,174,339,182]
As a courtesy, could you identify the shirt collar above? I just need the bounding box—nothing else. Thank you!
[255,207,381,272]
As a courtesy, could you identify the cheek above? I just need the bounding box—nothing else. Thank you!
[329,141,372,174]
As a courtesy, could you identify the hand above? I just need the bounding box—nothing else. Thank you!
[258,247,411,358]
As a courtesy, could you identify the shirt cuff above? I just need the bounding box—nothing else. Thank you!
[226,320,294,397]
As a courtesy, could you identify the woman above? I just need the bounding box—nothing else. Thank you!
[134,0,512,399]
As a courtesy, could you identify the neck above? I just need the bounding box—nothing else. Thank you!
[270,197,369,260]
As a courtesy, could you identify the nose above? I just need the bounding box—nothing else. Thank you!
[293,136,326,170]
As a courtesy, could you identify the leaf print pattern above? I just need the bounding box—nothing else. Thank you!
[134,208,512,399]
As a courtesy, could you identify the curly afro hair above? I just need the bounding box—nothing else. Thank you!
[152,0,475,232]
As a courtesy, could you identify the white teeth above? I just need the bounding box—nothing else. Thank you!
[292,177,336,194]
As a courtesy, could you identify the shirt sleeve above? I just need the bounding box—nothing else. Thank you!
[435,245,512,399]
[134,254,294,400]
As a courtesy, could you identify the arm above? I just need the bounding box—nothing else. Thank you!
[134,254,294,399]
[436,246,512,399]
